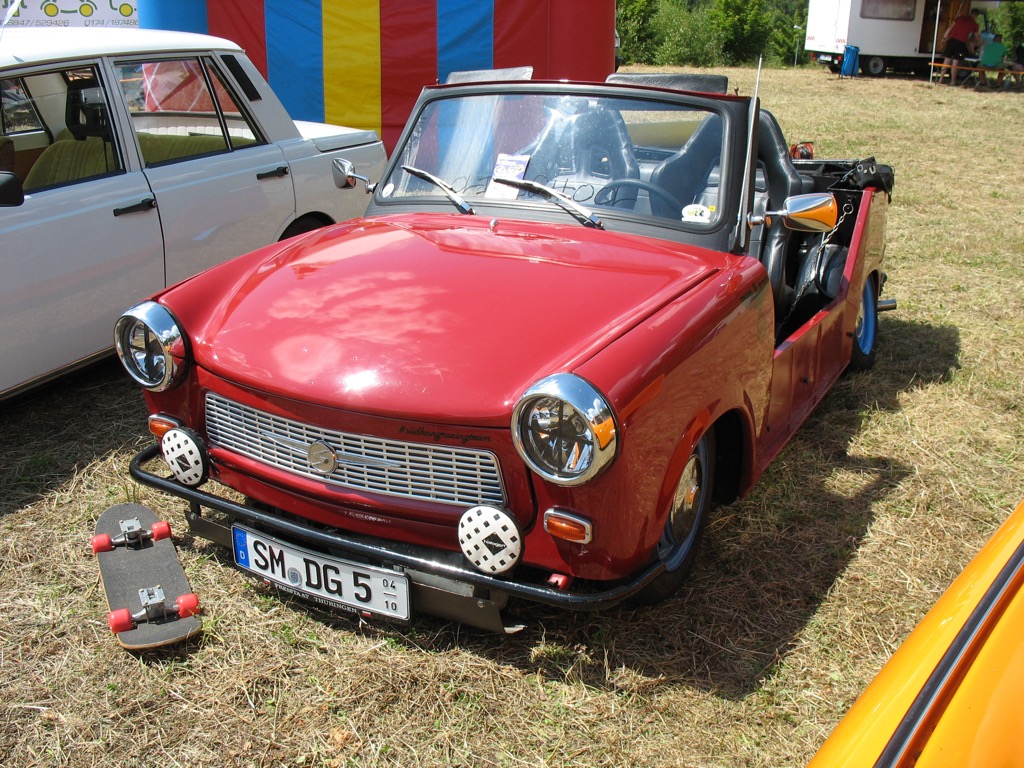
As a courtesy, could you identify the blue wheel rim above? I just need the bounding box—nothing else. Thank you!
[855,280,877,355]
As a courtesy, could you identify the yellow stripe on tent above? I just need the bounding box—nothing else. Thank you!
[323,0,382,138]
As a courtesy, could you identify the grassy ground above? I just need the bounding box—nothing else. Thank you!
[1,66,1022,767]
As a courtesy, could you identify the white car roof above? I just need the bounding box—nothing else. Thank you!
[0,28,243,70]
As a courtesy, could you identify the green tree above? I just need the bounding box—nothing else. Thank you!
[767,0,808,66]
[617,0,818,67]
[653,0,727,67]
[711,0,774,64]
[991,2,1024,51]
[616,0,659,65]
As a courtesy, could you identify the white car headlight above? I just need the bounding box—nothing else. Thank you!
[113,301,187,391]
[512,374,617,486]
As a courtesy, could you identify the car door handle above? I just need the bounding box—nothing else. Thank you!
[257,166,289,180]
[113,197,157,217]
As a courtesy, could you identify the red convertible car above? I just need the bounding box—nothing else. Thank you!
[116,75,894,631]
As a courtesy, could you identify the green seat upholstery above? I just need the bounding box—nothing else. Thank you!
[23,137,119,191]
[24,131,254,191]
[137,132,229,165]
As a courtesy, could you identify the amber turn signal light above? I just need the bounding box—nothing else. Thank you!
[543,509,593,544]
[148,414,181,440]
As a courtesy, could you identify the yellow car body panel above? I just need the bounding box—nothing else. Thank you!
[811,499,1024,767]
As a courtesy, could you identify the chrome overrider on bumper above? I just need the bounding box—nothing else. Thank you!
[129,443,667,629]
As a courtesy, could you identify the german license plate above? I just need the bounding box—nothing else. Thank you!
[232,525,410,621]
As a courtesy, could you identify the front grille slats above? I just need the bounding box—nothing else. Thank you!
[204,393,505,506]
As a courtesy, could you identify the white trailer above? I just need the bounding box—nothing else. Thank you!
[804,0,993,76]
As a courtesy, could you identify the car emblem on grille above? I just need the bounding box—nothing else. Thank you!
[307,440,338,474]
[260,430,404,471]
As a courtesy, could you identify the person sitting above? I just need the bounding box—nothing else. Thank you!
[1010,41,1024,90]
[941,9,982,85]
[977,34,1008,89]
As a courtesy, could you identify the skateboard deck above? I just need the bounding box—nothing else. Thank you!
[92,502,201,650]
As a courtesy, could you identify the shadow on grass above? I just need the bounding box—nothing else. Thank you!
[384,317,962,699]
[0,317,961,697]
[0,357,147,518]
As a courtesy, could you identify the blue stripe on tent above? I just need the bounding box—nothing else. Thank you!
[137,0,208,33]
[436,0,494,84]
[266,0,324,122]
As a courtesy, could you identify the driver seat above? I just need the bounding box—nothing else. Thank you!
[756,109,815,333]
[571,107,640,207]
[65,77,112,142]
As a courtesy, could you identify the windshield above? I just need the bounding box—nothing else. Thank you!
[379,92,726,228]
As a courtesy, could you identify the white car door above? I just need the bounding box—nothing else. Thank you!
[0,66,163,398]
[113,57,294,287]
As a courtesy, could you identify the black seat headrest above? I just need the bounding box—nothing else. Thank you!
[606,73,729,94]
[65,78,110,141]
[757,110,804,204]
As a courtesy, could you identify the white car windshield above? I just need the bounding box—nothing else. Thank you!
[379,92,726,228]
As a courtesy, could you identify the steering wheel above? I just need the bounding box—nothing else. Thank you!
[594,179,683,216]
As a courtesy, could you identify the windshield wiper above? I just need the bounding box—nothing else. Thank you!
[401,165,474,215]
[490,176,603,229]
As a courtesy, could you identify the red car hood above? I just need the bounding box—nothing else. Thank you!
[175,213,720,424]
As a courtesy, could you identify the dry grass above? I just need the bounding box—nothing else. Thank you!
[2,67,1022,767]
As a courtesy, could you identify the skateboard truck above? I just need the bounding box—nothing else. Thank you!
[90,516,171,554]
[107,585,200,634]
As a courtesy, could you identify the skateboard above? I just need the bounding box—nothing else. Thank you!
[91,502,201,650]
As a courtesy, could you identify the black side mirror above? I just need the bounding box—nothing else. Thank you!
[0,172,25,207]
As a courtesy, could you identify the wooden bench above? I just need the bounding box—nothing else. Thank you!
[929,61,1022,88]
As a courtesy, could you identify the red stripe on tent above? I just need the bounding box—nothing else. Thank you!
[208,1,268,78]
[548,1,616,80]
[493,0,549,77]
[379,0,437,150]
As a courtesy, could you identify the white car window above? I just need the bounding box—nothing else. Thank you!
[115,57,263,167]
[1,77,44,135]
[19,67,126,192]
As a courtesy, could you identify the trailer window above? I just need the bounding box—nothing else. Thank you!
[861,0,915,21]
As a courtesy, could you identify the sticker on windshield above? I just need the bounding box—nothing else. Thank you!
[380,182,394,198]
[682,203,712,222]
[486,153,531,199]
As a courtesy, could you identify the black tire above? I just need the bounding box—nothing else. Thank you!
[633,429,716,605]
[850,274,878,371]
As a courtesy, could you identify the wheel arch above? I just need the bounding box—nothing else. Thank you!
[653,404,751,524]
[278,211,334,241]
[710,408,748,506]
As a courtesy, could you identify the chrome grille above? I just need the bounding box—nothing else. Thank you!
[205,392,505,507]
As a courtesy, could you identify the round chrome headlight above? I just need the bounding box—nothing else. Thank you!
[113,301,187,391]
[511,374,617,486]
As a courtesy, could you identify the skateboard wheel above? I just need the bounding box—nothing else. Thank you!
[151,520,172,541]
[91,533,114,554]
[177,593,200,618]
[108,608,134,634]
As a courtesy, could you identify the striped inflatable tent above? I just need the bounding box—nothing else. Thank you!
[138,0,617,151]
